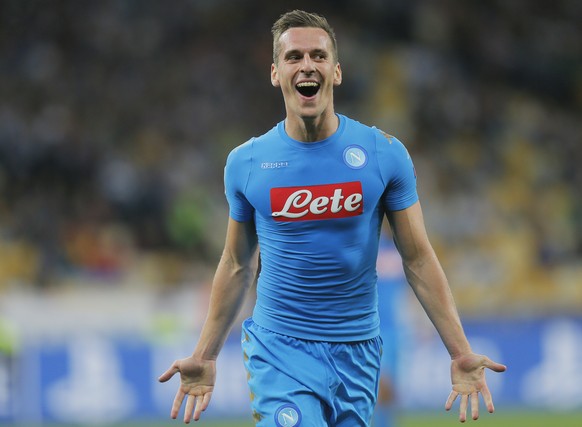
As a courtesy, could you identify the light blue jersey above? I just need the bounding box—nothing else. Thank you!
[225,114,418,342]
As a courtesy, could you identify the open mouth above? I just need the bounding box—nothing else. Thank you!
[296,81,320,97]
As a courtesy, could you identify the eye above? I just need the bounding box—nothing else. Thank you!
[285,52,301,62]
[312,51,327,61]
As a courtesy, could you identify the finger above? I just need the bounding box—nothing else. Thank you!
[159,361,180,382]
[480,384,495,413]
[193,392,212,421]
[459,394,468,423]
[171,388,186,419]
[483,357,507,373]
[445,390,458,411]
[184,394,196,424]
[471,392,479,420]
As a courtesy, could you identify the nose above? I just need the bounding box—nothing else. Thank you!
[300,53,316,73]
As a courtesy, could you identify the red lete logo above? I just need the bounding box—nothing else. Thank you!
[270,181,363,221]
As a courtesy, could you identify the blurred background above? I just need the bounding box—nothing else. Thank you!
[0,0,581,425]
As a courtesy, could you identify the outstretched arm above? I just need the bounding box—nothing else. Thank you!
[159,218,258,423]
[387,201,506,422]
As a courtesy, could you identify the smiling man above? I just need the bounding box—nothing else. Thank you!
[159,10,506,426]
[270,20,342,142]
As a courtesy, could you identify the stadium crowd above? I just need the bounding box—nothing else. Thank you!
[0,0,580,314]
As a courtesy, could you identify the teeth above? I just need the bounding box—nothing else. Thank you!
[297,82,319,87]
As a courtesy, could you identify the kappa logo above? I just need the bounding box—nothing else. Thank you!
[261,161,289,169]
[270,181,364,221]
[275,404,302,427]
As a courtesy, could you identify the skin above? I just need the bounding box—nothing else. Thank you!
[159,25,506,424]
[387,204,506,422]
[159,218,258,423]
[271,27,342,142]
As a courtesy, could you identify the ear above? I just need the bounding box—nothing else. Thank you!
[271,63,280,87]
[333,62,342,87]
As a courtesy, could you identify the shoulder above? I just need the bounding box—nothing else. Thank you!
[371,127,411,161]
[341,115,404,150]
[341,114,376,136]
[226,138,254,169]
[348,120,415,182]
[227,125,279,163]
[338,115,413,167]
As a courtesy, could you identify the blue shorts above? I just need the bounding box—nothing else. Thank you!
[241,318,382,426]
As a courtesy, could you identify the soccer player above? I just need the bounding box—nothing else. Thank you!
[159,10,506,426]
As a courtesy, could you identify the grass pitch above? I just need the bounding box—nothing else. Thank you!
[190,411,582,427]
[6,411,582,427]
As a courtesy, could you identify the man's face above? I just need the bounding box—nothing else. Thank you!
[271,27,342,120]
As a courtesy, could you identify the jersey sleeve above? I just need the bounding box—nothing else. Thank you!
[375,130,419,211]
[224,139,255,222]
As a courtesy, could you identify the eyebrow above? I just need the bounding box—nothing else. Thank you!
[284,48,328,58]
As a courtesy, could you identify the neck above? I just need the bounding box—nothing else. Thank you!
[284,109,339,142]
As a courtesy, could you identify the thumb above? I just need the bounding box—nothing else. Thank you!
[158,360,180,383]
[483,356,507,373]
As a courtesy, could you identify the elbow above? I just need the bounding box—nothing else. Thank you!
[220,248,257,285]
[400,242,441,284]
[400,238,436,268]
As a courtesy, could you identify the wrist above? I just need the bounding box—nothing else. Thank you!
[449,346,473,360]
[192,349,219,361]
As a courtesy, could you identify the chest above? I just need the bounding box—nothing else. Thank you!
[246,146,385,221]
